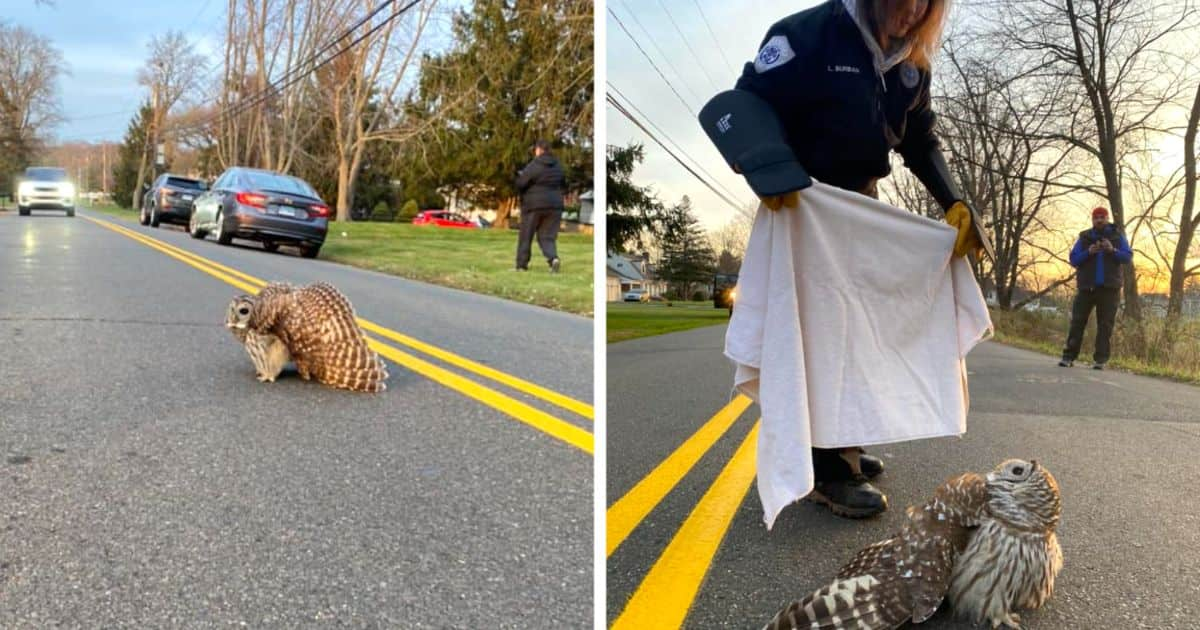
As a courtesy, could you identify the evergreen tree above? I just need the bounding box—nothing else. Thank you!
[657,196,717,298]
[606,143,663,253]
[112,102,153,208]
[399,0,593,209]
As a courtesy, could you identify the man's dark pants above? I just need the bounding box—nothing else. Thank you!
[516,209,562,269]
[1062,286,1121,364]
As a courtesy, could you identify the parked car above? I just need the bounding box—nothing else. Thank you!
[140,173,207,228]
[16,167,75,216]
[412,210,477,229]
[188,167,329,258]
[623,290,647,302]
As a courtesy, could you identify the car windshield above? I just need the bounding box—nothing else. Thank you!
[240,171,318,198]
[166,177,204,190]
[25,168,68,182]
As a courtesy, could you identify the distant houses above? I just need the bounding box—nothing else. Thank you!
[606,251,667,301]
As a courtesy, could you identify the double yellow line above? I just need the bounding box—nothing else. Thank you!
[83,214,594,454]
[607,395,760,628]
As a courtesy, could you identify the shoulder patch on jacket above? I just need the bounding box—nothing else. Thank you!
[754,35,796,74]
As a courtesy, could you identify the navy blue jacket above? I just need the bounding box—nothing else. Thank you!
[735,1,952,204]
[1069,224,1132,290]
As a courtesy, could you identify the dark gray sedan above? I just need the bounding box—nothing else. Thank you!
[140,173,206,228]
[188,167,330,258]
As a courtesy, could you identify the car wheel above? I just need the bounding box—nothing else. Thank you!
[18,205,29,216]
[66,207,74,217]
[215,210,233,245]
[300,244,321,259]
[149,203,159,227]
[139,204,149,225]
[188,212,207,239]
[262,240,279,253]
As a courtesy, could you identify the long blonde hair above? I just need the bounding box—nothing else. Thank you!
[860,0,949,69]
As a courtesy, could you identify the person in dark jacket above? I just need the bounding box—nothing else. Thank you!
[514,140,566,272]
[1059,206,1133,370]
[702,0,987,520]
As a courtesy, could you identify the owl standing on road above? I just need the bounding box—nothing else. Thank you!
[947,460,1062,630]
[226,282,388,393]
[764,459,1062,630]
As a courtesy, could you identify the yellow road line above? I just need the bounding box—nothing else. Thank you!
[606,395,752,557]
[612,421,760,630]
[364,335,594,454]
[84,214,593,420]
[84,215,593,454]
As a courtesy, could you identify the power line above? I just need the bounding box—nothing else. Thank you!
[166,0,417,137]
[607,6,698,118]
[607,91,751,217]
[655,0,723,94]
[692,0,739,79]
[614,0,706,108]
[607,80,744,206]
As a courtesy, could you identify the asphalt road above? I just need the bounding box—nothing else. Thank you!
[0,209,593,628]
[608,323,1200,628]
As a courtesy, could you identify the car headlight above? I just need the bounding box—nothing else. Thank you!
[17,181,34,196]
[62,183,76,197]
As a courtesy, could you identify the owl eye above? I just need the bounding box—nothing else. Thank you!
[1011,466,1025,477]
[238,306,250,316]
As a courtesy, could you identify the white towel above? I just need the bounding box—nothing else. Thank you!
[724,182,993,530]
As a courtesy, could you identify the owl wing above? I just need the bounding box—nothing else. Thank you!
[291,283,388,393]
[764,536,911,630]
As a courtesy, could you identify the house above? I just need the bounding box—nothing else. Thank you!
[606,252,668,301]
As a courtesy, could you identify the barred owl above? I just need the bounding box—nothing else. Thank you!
[764,459,1062,630]
[947,459,1062,629]
[226,295,291,383]
[227,282,388,393]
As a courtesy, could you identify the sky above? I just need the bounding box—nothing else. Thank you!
[6,0,227,143]
[6,0,465,145]
[606,0,826,231]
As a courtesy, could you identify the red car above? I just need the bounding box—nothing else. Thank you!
[412,210,477,229]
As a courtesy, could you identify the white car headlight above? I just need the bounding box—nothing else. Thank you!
[17,181,34,196]
[62,183,76,197]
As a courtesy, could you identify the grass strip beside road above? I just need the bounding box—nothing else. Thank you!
[607,301,732,343]
[87,203,594,316]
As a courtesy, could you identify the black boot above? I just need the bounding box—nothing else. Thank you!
[808,447,888,518]
[808,478,888,519]
[858,451,884,479]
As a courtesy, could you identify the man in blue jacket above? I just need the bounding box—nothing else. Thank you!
[1060,206,1133,369]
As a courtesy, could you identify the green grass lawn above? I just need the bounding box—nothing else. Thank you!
[86,203,594,316]
[607,300,731,343]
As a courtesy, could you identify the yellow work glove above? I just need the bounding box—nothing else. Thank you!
[945,201,983,258]
[761,190,800,211]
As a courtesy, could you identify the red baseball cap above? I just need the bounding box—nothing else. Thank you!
[1092,206,1109,218]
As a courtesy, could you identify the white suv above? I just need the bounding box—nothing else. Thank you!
[17,167,75,217]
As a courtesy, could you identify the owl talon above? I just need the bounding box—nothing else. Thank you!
[991,613,1022,629]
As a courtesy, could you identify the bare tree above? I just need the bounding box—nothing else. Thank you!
[319,0,437,221]
[1166,82,1200,318]
[986,0,1199,320]
[133,31,207,209]
[0,21,64,183]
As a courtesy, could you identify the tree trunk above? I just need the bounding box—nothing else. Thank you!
[336,156,352,222]
[493,197,515,229]
[1168,82,1200,320]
